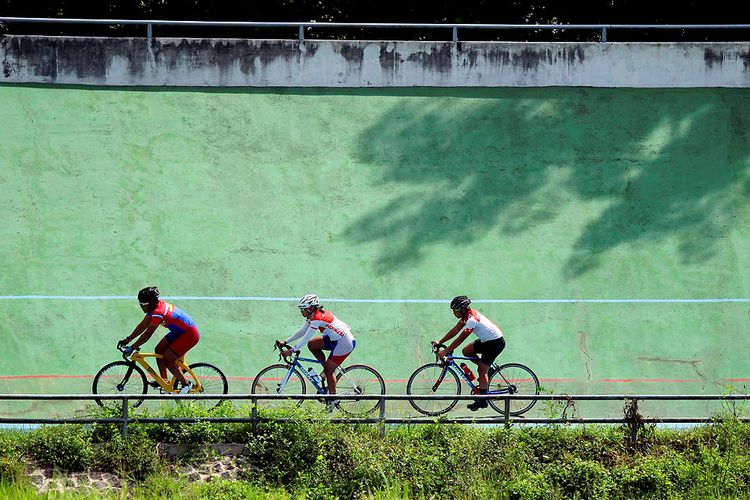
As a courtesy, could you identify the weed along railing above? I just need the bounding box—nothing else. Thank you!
[2,394,750,439]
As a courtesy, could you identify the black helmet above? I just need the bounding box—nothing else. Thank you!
[450,295,471,311]
[138,286,160,305]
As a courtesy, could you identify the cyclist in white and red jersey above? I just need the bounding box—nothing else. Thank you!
[277,294,356,402]
[434,295,505,411]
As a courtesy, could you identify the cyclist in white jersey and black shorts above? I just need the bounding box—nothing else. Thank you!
[434,295,505,411]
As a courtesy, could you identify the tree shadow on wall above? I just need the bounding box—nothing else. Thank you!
[344,88,750,277]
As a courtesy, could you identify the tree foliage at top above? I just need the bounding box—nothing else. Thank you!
[0,1,747,41]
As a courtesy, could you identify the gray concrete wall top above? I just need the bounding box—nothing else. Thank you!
[2,35,749,87]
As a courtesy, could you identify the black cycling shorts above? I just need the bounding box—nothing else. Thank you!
[472,337,506,366]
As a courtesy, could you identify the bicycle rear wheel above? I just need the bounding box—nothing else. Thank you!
[488,363,540,416]
[406,363,461,416]
[251,364,306,409]
[92,361,147,410]
[335,364,386,416]
[177,362,229,410]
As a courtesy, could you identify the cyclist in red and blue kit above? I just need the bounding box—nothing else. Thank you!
[118,286,200,394]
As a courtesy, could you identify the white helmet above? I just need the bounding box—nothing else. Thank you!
[298,294,320,309]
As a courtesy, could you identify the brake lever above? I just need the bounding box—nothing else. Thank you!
[120,345,139,360]
[275,342,294,363]
[432,343,449,363]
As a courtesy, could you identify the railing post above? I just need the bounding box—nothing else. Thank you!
[299,25,304,41]
[251,396,257,434]
[601,26,607,43]
[121,397,129,438]
[146,23,152,39]
[379,395,386,439]
[452,26,458,43]
[624,397,643,447]
[504,396,510,422]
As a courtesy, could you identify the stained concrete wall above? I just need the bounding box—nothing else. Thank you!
[2,35,749,87]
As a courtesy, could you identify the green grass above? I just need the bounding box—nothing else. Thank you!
[8,403,750,498]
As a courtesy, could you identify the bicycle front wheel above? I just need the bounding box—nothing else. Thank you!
[488,363,540,416]
[335,364,386,417]
[406,363,461,416]
[92,361,147,410]
[251,364,306,409]
[181,362,229,409]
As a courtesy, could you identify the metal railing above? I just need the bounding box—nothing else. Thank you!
[2,393,750,439]
[1,17,750,42]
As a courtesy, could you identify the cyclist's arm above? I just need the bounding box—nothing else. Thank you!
[123,316,160,350]
[437,320,465,347]
[285,322,315,352]
[445,328,472,354]
[285,321,309,343]
[122,316,151,345]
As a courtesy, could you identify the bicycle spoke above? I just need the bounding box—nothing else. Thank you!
[336,365,385,416]
[183,362,229,410]
[488,363,539,416]
[251,364,306,409]
[407,363,460,416]
[92,361,147,411]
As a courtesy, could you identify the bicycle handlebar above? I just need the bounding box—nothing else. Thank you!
[117,344,140,360]
[274,341,297,365]
[431,342,451,364]
[431,342,448,353]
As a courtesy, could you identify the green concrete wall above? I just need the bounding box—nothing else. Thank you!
[1,85,749,416]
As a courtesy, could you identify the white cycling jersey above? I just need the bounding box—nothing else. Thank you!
[461,309,503,343]
[285,309,355,353]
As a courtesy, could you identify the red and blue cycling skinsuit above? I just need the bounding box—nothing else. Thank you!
[146,300,200,357]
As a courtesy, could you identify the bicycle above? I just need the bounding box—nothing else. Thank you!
[92,345,229,410]
[406,343,539,416]
[251,344,386,416]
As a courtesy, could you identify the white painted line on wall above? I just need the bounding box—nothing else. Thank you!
[0,295,749,304]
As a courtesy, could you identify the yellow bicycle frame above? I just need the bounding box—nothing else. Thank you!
[128,351,203,393]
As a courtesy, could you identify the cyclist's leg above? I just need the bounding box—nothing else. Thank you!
[468,338,505,411]
[163,329,199,386]
[307,336,327,365]
[310,336,338,393]
[462,341,489,389]
[479,337,505,370]
[324,339,354,395]
[154,335,172,379]
[307,336,331,394]
[462,341,479,360]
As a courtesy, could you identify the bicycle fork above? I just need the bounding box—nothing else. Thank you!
[117,362,138,391]
[278,366,299,393]
[432,365,451,392]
